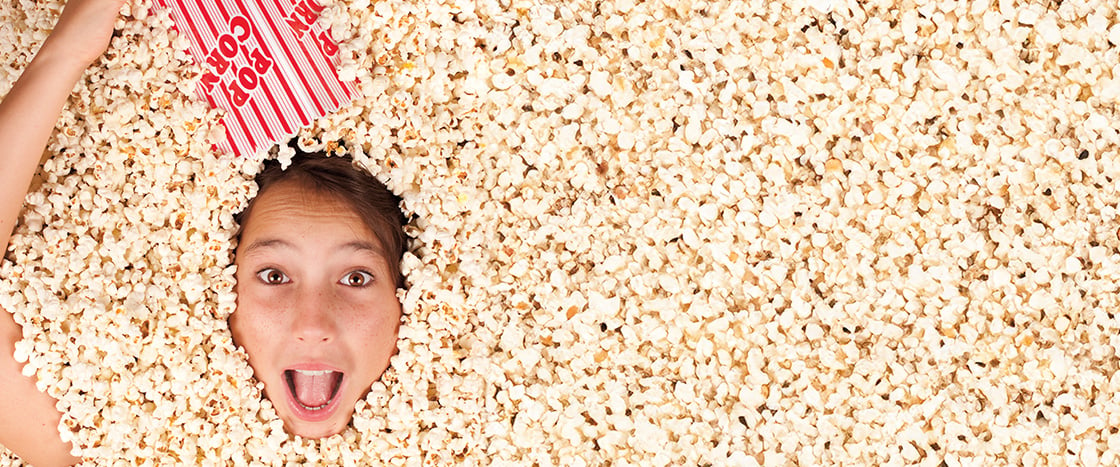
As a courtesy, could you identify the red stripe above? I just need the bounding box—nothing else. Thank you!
[303,9,354,105]
[170,0,218,109]
[246,0,326,115]
[227,4,295,139]
[296,7,350,109]
[293,30,341,109]
[260,74,294,137]
[216,0,289,155]
[248,93,275,142]
[160,0,244,154]
[180,0,223,108]
[239,2,305,132]
[259,71,300,135]
[207,0,258,154]
[195,0,220,45]
[285,2,342,108]
[306,27,355,104]
[293,35,336,108]
[167,0,207,62]
[179,0,213,51]
[210,0,230,34]
[271,0,338,112]
[217,136,234,155]
[307,0,356,102]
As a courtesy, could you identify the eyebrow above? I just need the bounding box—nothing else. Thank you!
[341,241,384,256]
[238,238,293,257]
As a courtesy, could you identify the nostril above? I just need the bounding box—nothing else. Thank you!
[295,334,332,343]
[292,309,335,343]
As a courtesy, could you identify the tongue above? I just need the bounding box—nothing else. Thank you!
[292,372,336,407]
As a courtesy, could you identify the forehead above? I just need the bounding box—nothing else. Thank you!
[239,180,378,245]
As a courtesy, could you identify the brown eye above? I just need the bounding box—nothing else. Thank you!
[256,268,289,285]
[340,271,373,287]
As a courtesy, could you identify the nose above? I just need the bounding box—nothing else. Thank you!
[290,286,337,344]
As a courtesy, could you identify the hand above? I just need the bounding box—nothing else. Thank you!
[41,0,129,67]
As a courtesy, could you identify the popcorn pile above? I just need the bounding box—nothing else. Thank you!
[3,0,1120,464]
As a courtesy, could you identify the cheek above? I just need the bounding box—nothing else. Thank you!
[358,292,401,330]
[229,274,250,341]
[349,304,401,360]
[230,286,277,354]
[344,312,391,341]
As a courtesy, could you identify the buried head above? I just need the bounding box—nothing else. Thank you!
[229,153,406,438]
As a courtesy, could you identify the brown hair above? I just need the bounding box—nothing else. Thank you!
[235,150,408,288]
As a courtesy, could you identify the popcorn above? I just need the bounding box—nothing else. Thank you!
[1,0,1120,464]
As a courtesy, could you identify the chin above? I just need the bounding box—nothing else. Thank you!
[283,413,351,439]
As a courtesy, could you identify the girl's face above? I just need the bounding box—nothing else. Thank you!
[230,181,401,438]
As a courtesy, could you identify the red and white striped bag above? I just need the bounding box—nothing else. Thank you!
[154,0,356,157]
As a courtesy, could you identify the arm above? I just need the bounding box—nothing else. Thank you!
[0,0,125,465]
[0,0,125,250]
[0,323,78,466]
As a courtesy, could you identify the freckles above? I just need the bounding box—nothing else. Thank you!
[357,311,399,337]
[347,313,393,342]
[234,297,282,347]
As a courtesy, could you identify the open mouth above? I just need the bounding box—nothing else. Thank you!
[284,369,344,411]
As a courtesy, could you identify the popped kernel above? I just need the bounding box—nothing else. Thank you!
[2,0,1120,465]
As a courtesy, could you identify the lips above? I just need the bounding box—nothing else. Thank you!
[284,368,344,419]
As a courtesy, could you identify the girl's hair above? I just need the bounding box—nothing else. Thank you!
[235,150,408,288]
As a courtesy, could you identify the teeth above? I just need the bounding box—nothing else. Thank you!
[297,401,328,411]
[284,369,344,412]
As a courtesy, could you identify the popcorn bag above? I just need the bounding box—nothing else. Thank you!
[154,0,356,156]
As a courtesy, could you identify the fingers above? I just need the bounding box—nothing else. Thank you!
[44,0,130,66]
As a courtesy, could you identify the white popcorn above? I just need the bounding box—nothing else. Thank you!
[1034,15,1063,45]
[587,70,612,98]
[0,0,1117,465]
